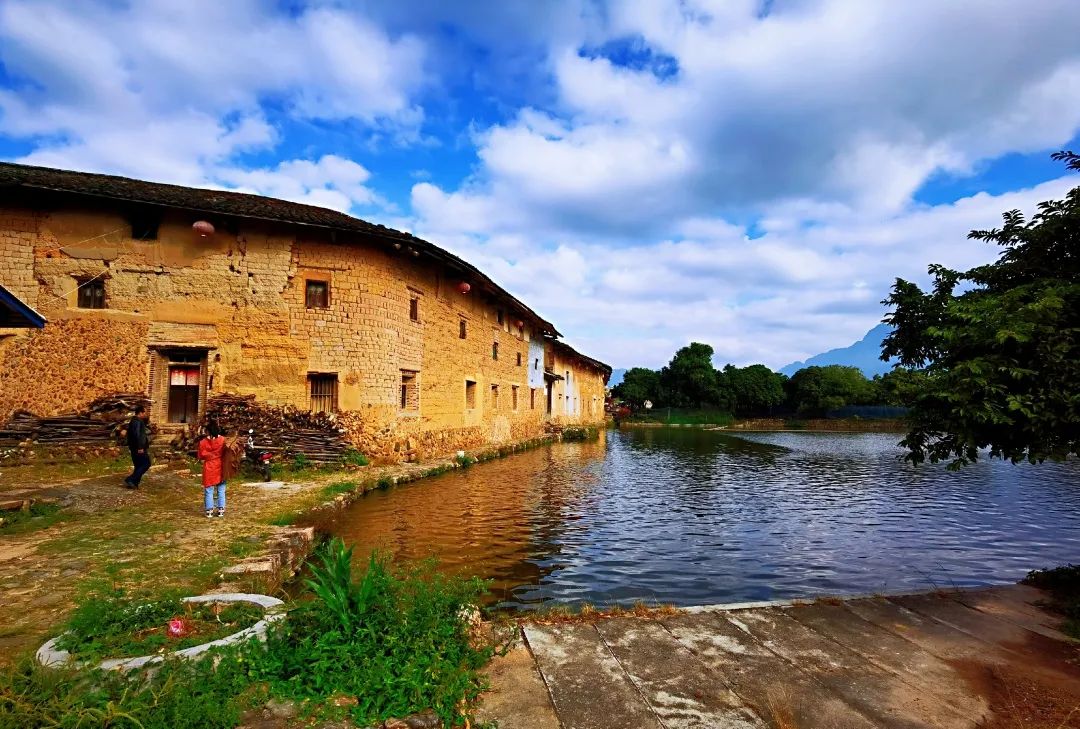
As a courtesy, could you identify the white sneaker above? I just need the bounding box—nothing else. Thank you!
[215,509,225,518]
[205,510,214,518]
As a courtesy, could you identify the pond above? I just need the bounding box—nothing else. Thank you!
[317,429,1080,610]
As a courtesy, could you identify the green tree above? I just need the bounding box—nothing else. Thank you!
[785,365,876,416]
[721,364,787,416]
[881,152,1080,467]
[612,367,661,406]
[660,342,723,407]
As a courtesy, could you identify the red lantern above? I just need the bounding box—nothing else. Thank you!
[515,319,524,328]
[192,220,215,237]
[457,282,471,295]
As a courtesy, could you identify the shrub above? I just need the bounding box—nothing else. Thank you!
[291,453,311,471]
[561,426,599,442]
[1022,564,1080,638]
[376,475,394,489]
[253,539,500,726]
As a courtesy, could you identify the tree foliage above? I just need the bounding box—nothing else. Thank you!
[660,342,724,407]
[720,364,787,416]
[611,367,661,406]
[784,365,877,417]
[881,151,1080,467]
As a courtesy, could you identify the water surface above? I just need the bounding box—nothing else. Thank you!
[319,429,1080,609]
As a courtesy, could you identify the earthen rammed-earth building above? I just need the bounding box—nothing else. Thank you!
[0,163,610,460]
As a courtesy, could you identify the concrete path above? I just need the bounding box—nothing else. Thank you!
[479,585,1080,729]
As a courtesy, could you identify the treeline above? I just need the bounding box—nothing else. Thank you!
[612,342,915,418]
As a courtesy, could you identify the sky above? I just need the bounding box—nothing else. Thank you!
[2,0,1079,370]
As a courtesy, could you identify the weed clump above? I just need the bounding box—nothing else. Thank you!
[340,449,369,467]
[253,539,501,726]
[561,426,599,442]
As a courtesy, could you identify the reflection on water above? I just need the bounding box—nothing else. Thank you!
[317,429,1080,609]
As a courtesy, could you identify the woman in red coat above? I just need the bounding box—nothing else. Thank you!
[197,421,227,518]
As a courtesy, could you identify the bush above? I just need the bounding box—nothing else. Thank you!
[1022,564,1080,638]
[561,426,599,442]
[253,539,500,726]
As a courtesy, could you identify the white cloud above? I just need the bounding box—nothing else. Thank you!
[215,156,383,213]
[0,0,427,182]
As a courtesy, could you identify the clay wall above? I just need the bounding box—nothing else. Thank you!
[0,201,604,459]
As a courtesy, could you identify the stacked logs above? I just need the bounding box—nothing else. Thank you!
[0,393,150,447]
[193,394,350,464]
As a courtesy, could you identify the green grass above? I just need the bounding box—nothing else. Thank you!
[319,480,358,499]
[626,408,735,426]
[340,449,369,467]
[0,542,503,728]
[1022,564,1080,639]
[55,587,263,662]
[0,502,71,536]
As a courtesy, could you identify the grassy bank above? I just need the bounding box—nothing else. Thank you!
[622,409,735,426]
[1022,564,1080,639]
[0,540,504,728]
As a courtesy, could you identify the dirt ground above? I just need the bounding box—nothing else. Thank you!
[0,454,428,663]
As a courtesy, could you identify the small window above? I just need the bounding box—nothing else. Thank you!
[306,280,329,309]
[516,352,522,366]
[465,380,477,409]
[77,278,106,309]
[129,211,160,240]
[409,297,419,322]
[496,309,505,326]
[459,319,467,339]
[534,358,540,370]
[308,373,338,413]
[490,384,499,411]
[530,389,536,410]
[512,385,519,411]
[492,342,499,361]
[400,370,418,411]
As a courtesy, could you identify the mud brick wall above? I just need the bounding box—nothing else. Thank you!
[0,202,609,460]
[0,317,149,418]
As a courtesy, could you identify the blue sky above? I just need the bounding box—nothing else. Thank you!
[2,0,1079,369]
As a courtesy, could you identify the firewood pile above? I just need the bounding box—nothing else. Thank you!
[0,393,150,447]
[193,394,350,464]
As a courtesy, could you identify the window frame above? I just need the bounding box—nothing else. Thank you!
[77,277,106,309]
[465,379,477,410]
[305,279,330,310]
[492,341,499,361]
[409,296,419,322]
[459,318,467,339]
[399,370,419,412]
[308,373,338,413]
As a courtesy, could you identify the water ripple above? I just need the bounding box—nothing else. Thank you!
[318,429,1080,610]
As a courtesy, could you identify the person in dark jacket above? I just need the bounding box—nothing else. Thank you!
[124,405,151,489]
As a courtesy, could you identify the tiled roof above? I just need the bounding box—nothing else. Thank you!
[0,161,560,335]
[547,337,613,379]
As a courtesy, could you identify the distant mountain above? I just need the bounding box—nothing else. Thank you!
[780,324,895,378]
[608,368,626,387]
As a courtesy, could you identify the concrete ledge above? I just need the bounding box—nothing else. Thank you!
[36,593,284,672]
[679,583,1016,614]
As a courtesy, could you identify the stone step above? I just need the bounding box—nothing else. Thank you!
[783,602,989,724]
[593,617,764,729]
[523,622,663,729]
[960,585,1074,643]
[662,610,880,729]
[844,597,1006,664]
[728,608,974,729]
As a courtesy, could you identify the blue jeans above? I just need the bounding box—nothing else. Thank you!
[204,482,226,512]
